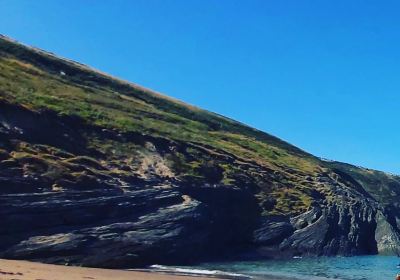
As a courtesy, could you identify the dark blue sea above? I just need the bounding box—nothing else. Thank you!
[196,256,400,279]
[152,256,400,280]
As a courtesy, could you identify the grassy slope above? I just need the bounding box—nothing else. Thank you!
[1,35,398,215]
[327,161,400,205]
[0,36,319,173]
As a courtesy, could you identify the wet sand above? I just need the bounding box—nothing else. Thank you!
[0,259,228,280]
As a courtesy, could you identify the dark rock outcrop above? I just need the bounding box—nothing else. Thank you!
[0,184,260,267]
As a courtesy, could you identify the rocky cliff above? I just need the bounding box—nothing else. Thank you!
[1,35,400,268]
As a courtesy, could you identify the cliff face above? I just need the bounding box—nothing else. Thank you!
[1,35,400,268]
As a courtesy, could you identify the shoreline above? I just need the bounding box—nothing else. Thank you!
[0,259,227,280]
[0,259,296,280]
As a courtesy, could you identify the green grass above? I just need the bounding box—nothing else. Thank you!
[0,39,319,175]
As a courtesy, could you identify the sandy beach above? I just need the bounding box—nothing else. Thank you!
[0,258,298,280]
[0,259,232,280]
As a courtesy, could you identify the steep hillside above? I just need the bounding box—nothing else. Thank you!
[1,35,400,268]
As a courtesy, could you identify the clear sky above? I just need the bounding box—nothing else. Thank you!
[1,0,400,174]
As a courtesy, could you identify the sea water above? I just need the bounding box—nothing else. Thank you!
[186,256,400,280]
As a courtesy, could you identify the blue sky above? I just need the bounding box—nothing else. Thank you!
[2,0,400,173]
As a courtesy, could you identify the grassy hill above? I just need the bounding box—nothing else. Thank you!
[2,35,400,266]
[0,35,325,214]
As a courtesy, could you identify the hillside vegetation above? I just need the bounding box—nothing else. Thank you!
[0,35,323,214]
